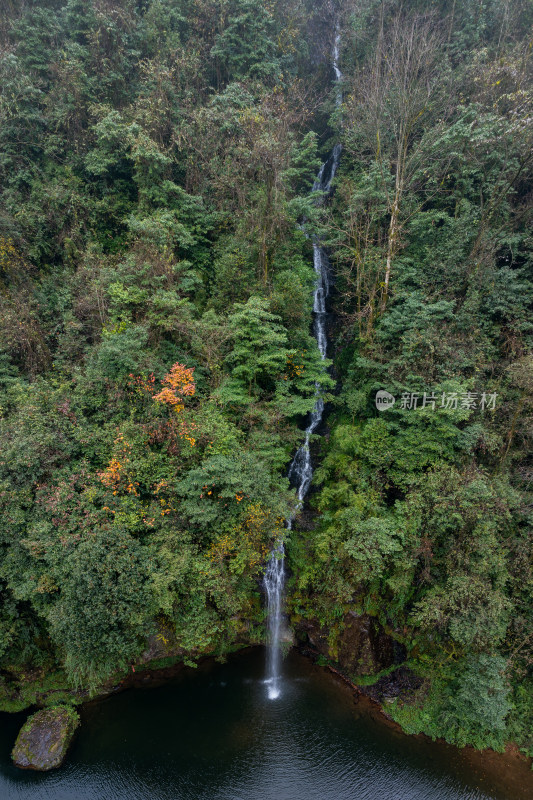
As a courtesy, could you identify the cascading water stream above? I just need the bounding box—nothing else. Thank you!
[264,31,343,701]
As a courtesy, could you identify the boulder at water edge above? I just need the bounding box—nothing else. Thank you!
[12,706,80,771]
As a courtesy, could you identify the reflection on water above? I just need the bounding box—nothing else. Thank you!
[0,649,531,800]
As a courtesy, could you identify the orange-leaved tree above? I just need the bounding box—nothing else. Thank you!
[153,363,195,411]
[153,362,197,447]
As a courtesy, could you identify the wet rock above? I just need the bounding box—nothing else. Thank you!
[365,666,425,703]
[141,631,182,662]
[337,612,395,675]
[12,706,80,771]
[299,612,397,676]
[300,619,330,655]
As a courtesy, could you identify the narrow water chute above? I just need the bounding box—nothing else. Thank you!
[263,32,343,701]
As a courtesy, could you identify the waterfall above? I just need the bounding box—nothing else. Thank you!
[263,538,285,700]
[263,31,343,701]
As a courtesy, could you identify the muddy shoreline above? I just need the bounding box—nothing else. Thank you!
[297,644,533,797]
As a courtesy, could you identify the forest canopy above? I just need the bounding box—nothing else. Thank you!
[0,0,532,757]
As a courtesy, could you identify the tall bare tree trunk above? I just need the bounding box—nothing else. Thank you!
[382,180,400,312]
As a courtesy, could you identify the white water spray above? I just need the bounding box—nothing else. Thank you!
[264,33,343,701]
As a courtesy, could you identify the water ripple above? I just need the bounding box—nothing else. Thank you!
[0,650,530,800]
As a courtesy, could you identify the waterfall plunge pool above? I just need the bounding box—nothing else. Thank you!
[1,648,531,800]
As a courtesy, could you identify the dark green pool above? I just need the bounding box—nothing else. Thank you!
[1,649,531,799]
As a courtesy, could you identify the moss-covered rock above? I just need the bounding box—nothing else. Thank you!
[11,705,80,771]
[298,612,397,677]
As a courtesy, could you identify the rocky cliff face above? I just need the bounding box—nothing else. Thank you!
[298,611,398,675]
[337,612,397,675]
[295,611,427,708]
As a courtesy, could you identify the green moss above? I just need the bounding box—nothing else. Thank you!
[0,696,30,713]
[350,663,399,687]
[12,705,80,771]
[43,692,82,708]
[135,655,180,673]
[0,670,80,713]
